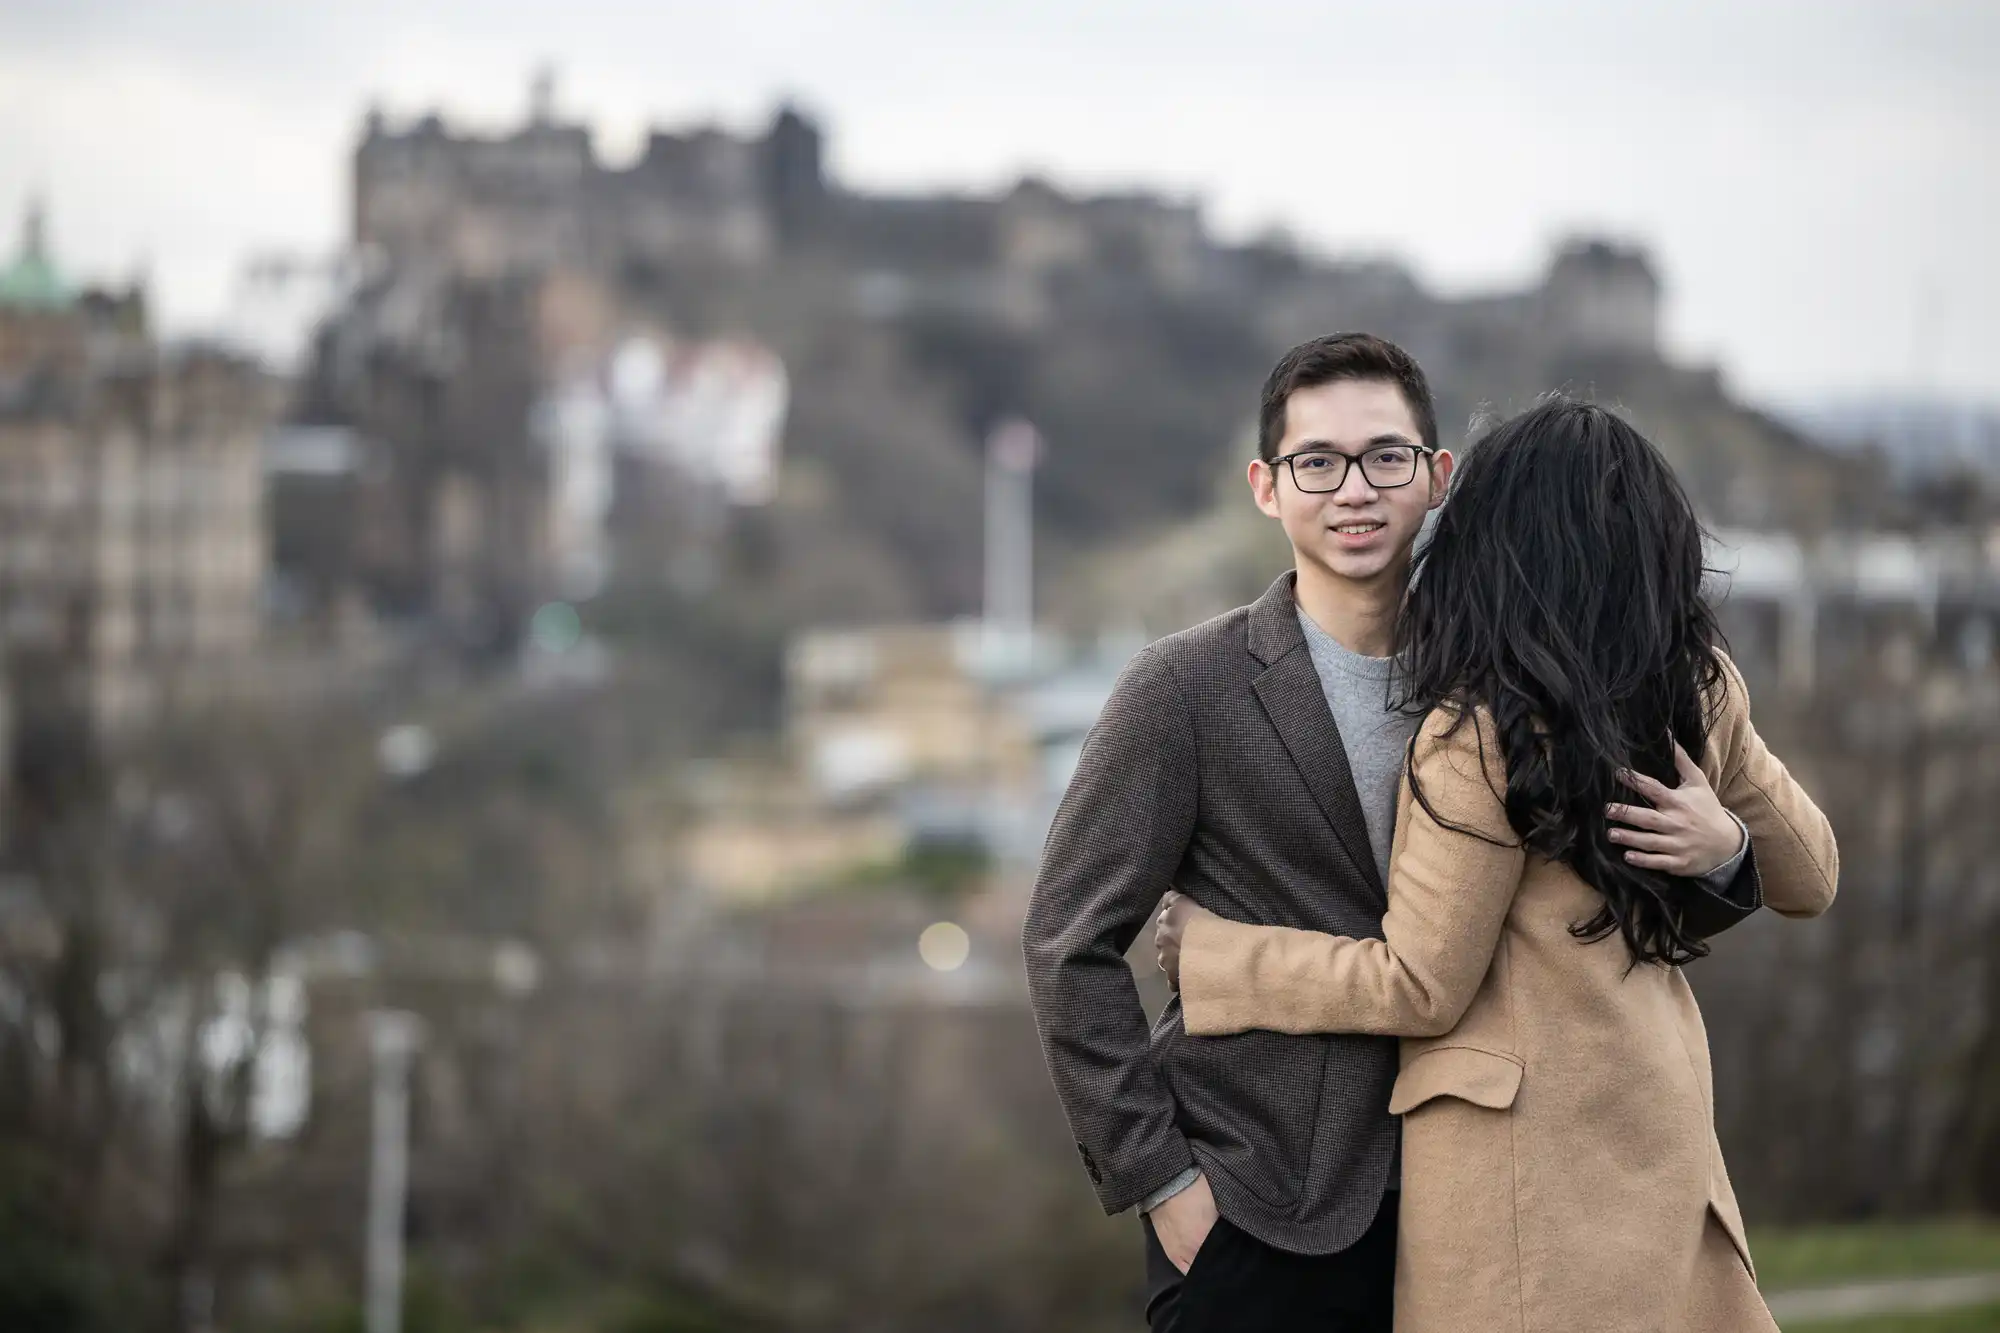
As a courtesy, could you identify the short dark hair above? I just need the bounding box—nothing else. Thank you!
[1256,332,1439,463]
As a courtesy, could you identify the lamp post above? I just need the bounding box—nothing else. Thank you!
[983,417,1039,676]
[364,1010,422,1333]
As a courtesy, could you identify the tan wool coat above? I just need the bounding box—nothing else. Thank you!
[1179,657,1838,1333]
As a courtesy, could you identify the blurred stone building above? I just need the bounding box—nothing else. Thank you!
[0,203,271,738]
[354,72,783,275]
[289,261,788,652]
[347,73,1211,319]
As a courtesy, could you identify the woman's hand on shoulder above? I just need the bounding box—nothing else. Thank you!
[1605,742,1745,877]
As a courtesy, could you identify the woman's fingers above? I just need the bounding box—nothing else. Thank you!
[1606,801,1673,832]
[1621,849,1683,871]
[1608,827,1676,851]
[1616,767,1671,801]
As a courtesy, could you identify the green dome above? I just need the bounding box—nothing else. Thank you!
[0,202,72,310]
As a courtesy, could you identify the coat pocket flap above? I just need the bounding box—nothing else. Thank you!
[1707,1201,1756,1280]
[1387,1045,1524,1114]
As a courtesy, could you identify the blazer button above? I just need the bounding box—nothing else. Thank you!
[1076,1143,1102,1184]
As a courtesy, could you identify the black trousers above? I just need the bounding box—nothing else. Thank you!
[1141,1189,1396,1333]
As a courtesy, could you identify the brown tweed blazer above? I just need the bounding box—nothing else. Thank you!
[1023,574,1404,1254]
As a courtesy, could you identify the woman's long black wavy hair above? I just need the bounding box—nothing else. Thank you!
[1395,397,1727,968]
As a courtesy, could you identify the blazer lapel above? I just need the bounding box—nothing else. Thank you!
[1253,653,1388,908]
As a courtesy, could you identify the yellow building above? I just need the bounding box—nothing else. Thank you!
[785,623,1039,802]
[669,623,1048,905]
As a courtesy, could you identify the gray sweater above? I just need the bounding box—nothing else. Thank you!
[1297,611,1417,890]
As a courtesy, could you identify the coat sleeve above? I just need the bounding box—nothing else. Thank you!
[1700,653,1838,918]
[1179,706,1526,1039]
[1021,644,1197,1214]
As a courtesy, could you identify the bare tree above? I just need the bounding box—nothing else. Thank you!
[125,695,381,1333]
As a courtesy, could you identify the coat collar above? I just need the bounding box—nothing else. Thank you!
[1246,571,1306,666]
[1245,570,1388,905]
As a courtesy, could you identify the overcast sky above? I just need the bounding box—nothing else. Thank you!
[1,0,1993,406]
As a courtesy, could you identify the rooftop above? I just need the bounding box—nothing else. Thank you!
[0,201,72,311]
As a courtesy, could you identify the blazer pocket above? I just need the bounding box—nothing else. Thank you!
[1387,1045,1524,1115]
[1159,1025,1331,1210]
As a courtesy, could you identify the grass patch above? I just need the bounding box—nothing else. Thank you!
[1784,1303,2000,1331]
[1755,1220,2000,1292]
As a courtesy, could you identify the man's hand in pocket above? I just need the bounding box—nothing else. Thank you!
[1151,1172,1218,1275]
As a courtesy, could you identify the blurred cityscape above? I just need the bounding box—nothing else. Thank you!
[2,69,1998,1333]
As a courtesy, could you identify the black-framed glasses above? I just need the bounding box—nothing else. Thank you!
[1271,443,1435,493]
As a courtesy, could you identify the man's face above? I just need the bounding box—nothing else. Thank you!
[1249,378,1453,588]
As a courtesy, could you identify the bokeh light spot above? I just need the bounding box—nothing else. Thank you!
[530,600,583,653]
[918,921,971,972]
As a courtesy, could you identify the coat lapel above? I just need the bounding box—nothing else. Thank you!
[1247,574,1388,908]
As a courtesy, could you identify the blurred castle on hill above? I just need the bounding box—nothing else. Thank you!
[288,71,1903,663]
[1,76,1973,915]
[348,75,1661,357]
[258,75,2000,918]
